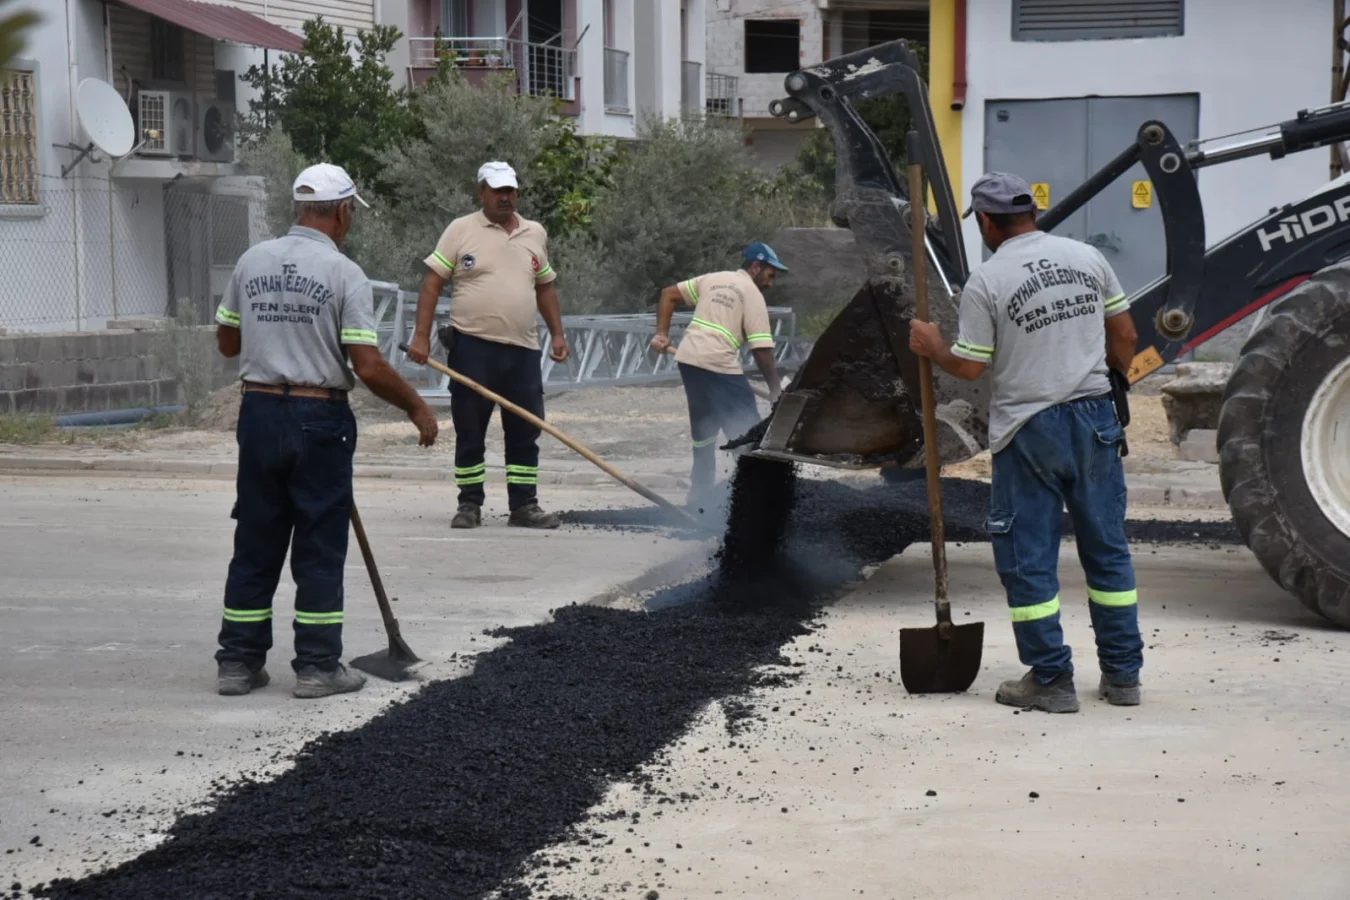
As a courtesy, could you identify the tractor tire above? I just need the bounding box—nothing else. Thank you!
[1217,264,1350,626]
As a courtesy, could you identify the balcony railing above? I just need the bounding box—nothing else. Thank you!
[408,36,576,101]
[604,47,630,113]
[706,71,738,118]
[681,60,702,114]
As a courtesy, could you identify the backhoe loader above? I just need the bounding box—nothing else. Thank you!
[748,40,1350,627]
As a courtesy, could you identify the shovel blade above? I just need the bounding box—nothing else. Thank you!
[899,621,985,694]
[350,646,421,683]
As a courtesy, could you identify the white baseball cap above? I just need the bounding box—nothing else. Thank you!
[477,160,519,189]
[293,163,369,208]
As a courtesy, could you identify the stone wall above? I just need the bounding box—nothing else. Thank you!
[0,327,238,415]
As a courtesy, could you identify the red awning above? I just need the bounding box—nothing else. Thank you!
[112,0,305,54]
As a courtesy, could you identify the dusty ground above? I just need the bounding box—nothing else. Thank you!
[516,544,1350,900]
[2,384,1186,485]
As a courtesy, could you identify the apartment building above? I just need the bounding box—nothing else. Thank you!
[379,0,716,139]
[0,0,341,333]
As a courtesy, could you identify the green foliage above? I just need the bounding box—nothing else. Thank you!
[557,115,787,314]
[239,128,309,239]
[793,42,932,200]
[0,1,40,71]
[240,17,420,194]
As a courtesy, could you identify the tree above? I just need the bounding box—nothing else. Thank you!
[240,17,419,195]
[0,1,39,71]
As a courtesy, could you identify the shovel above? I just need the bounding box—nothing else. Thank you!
[898,142,985,694]
[349,502,422,682]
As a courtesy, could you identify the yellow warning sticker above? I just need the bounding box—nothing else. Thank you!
[1031,182,1050,210]
[1132,180,1153,209]
[1127,346,1165,383]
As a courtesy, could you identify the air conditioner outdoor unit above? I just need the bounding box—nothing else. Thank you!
[138,90,195,157]
[195,94,234,163]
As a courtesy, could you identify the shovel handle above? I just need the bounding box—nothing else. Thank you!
[400,344,700,527]
[350,502,404,638]
[908,144,951,627]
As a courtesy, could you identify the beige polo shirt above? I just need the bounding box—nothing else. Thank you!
[423,210,557,350]
[673,269,775,375]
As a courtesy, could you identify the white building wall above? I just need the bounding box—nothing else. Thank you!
[223,0,375,30]
[706,0,822,119]
[961,0,1331,260]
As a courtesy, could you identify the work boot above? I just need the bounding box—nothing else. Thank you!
[1099,674,1142,707]
[217,661,269,697]
[451,503,482,529]
[995,670,1080,713]
[509,502,560,529]
[293,664,367,700]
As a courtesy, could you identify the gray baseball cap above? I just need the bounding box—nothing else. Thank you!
[962,171,1037,218]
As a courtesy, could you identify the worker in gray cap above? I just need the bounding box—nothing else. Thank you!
[907,170,1144,714]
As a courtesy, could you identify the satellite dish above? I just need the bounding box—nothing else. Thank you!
[76,78,134,158]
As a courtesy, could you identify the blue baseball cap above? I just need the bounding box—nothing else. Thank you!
[743,241,788,272]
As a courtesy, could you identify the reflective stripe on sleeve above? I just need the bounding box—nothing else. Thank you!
[746,332,774,343]
[216,306,241,326]
[1088,587,1138,607]
[953,340,994,361]
[1103,293,1128,312]
[432,251,456,273]
[341,329,379,345]
[1010,595,1061,623]
[682,279,700,302]
[535,263,554,280]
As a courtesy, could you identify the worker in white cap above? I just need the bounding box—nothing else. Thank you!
[213,162,439,700]
[406,160,570,530]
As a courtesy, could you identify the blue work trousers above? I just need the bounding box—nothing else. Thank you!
[987,395,1144,684]
[678,362,761,492]
[216,391,356,673]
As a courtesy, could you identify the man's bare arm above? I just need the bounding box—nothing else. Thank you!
[405,270,448,364]
[348,345,438,447]
[536,281,569,362]
[908,321,988,381]
[1105,310,1139,373]
[750,348,782,401]
[217,325,241,358]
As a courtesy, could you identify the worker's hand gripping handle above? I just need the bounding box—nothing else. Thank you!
[907,131,951,630]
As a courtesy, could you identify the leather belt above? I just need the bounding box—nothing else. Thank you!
[242,381,348,402]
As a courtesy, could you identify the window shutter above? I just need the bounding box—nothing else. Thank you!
[1013,0,1184,42]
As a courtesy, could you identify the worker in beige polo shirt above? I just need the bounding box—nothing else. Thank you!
[406,161,569,530]
[651,242,786,507]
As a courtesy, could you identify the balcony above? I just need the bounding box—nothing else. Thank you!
[408,35,577,105]
[706,72,739,118]
[681,60,702,115]
[604,48,630,114]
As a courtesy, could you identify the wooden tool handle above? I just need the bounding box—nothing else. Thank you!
[400,345,700,527]
[350,502,403,637]
[909,157,951,627]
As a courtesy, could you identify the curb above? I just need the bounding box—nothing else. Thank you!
[1129,485,1227,510]
[0,455,687,490]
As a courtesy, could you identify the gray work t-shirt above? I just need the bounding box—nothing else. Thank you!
[215,226,379,392]
[951,230,1128,453]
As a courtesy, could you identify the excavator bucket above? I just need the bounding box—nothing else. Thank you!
[743,40,989,471]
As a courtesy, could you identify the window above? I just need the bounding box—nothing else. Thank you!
[0,69,38,206]
[744,19,800,74]
[1013,0,1184,42]
[441,0,469,35]
[150,19,186,82]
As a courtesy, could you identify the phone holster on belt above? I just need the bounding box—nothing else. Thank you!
[437,325,457,358]
[1109,367,1131,458]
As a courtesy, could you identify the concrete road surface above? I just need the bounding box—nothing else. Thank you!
[2,474,1348,900]
[0,474,702,890]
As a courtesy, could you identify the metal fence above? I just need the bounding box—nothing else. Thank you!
[604,48,630,113]
[706,72,739,118]
[0,174,268,332]
[406,36,577,101]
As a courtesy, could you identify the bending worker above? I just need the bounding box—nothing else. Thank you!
[907,172,1144,714]
[406,161,569,531]
[650,242,786,507]
[214,163,439,699]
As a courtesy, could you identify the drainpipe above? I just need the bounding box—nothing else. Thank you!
[66,0,84,331]
[951,0,967,111]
